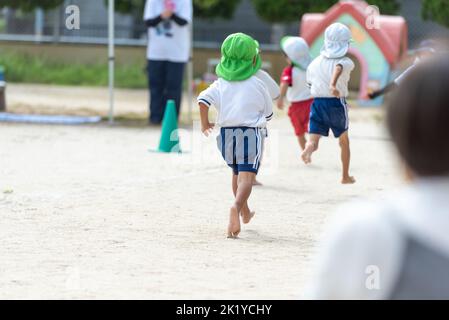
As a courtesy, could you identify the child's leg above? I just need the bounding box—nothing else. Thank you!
[301,134,321,164]
[339,131,355,184]
[229,174,241,238]
[298,134,307,150]
[228,172,256,238]
[232,174,254,219]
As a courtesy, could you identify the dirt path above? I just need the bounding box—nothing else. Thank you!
[0,99,401,298]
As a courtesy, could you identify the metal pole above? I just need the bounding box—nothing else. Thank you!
[0,66,6,111]
[52,6,61,43]
[35,8,44,43]
[187,18,193,124]
[108,0,115,124]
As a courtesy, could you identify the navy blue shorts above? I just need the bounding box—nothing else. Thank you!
[309,97,349,138]
[217,127,265,175]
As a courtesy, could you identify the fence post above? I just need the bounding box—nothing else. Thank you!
[0,66,6,112]
[52,6,61,42]
[35,8,44,43]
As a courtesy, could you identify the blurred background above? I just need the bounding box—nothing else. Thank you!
[0,0,448,120]
[0,1,448,299]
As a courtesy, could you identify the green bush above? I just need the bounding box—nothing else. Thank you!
[0,52,147,88]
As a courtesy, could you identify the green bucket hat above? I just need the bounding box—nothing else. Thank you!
[216,33,262,81]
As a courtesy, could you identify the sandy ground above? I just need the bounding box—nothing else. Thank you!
[0,84,402,299]
[6,84,147,116]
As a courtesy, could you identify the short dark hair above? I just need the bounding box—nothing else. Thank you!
[387,55,449,177]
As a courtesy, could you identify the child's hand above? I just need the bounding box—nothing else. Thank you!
[161,9,173,19]
[367,90,379,100]
[330,85,340,98]
[276,98,284,110]
[201,122,215,136]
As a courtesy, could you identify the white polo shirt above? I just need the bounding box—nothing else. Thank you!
[254,70,281,101]
[144,0,192,63]
[197,75,274,128]
[306,55,354,98]
[281,65,312,102]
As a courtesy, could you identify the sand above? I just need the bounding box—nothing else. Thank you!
[0,84,402,299]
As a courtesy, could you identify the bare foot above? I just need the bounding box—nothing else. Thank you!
[227,206,241,238]
[301,143,315,164]
[341,176,356,184]
[253,179,263,186]
[241,207,255,224]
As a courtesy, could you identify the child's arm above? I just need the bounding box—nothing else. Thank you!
[368,82,398,99]
[278,66,293,109]
[197,81,218,136]
[199,102,214,136]
[277,82,289,110]
[330,64,343,98]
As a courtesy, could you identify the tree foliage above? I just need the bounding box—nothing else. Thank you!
[369,0,401,16]
[193,0,241,19]
[114,0,242,19]
[115,0,146,15]
[0,0,242,19]
[422,0,449,27]
[0,0,64,11]
[250,0,401,23]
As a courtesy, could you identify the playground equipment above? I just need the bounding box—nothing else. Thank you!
[156,100,181,153]
[300,0,408,106]
[0,66,6,111]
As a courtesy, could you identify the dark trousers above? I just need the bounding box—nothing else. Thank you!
[147,60,185,124]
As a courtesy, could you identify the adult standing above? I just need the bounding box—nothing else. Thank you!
[144,0,192,124]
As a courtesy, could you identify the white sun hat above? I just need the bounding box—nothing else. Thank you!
[320,23,352,59]
[281,36,312,70]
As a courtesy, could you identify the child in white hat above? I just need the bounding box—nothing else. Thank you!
[278,36,314,151]
[304,23,355,184]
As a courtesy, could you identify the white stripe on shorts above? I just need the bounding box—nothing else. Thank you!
[253,128,262,169]
[340,98,349,130]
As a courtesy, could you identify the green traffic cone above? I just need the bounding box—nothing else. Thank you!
[157,99,181,153]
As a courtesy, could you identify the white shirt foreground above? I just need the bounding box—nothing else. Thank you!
[306,177,449,299]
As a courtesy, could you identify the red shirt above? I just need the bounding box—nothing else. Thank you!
[280,65,293,86]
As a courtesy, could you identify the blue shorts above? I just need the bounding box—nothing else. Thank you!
[309,97,349,138]
[217,127,265,175]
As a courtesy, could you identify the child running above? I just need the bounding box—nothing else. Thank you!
[197,33,275,238]
[303,23,355,184]
[277,36,314,151]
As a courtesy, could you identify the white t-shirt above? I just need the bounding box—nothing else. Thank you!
[281,65,312,102]
[306,178,449,299]
[254,70,281,101]
[306,55,354,98]
[144,0,192,63]
[197,76,274,128]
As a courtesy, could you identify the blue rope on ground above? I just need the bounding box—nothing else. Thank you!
[0,113,102,125]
